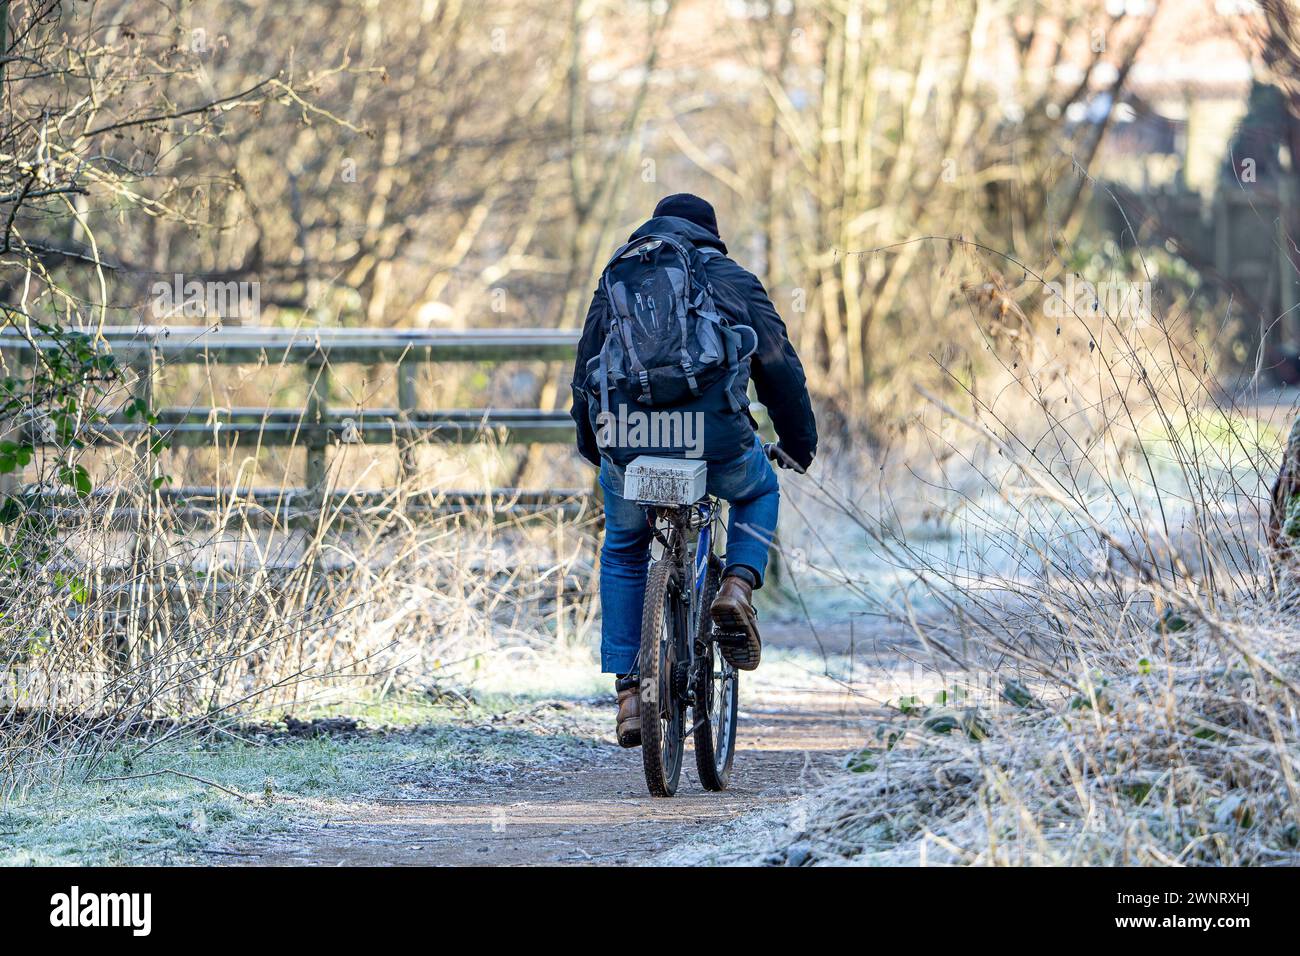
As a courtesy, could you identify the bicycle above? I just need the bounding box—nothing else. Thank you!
[629,475,739,798]
[625,443,801,797]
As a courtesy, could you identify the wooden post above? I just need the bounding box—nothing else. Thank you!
[1212,189,1230,283]
[1280,161,1298,350]
[304,352,330,496]
[134,346,158,486]
[397,356,418,480]
[128,344,159,677]
[0,341,22,503]
[130,344,159,571]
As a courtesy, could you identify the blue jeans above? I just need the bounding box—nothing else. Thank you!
[597,435,780,674]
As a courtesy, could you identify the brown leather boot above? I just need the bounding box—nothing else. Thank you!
[616,679,641,748]
[711,574,761,670]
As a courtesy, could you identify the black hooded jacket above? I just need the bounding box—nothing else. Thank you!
[569,216,818,469]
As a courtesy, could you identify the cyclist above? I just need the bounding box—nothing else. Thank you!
[570,193,817,747]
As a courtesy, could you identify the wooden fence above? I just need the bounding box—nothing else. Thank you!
[0,324,788,586]
[0,325,584,506]
[1098,183,1300,350]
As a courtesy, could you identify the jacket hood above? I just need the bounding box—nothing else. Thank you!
[628,216,728,256]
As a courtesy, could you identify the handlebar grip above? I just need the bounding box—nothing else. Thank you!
[763,442,806,475]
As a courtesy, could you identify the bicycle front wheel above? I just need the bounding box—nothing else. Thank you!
[639,558,686,797]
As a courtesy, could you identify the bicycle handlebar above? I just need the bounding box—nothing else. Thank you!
[763,442,806,475]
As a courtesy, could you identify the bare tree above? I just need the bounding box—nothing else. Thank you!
[691,1,1160,425]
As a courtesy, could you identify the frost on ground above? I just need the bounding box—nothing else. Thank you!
[0,691,608,866]
[654,799,807,866]
[678,374,1300,866]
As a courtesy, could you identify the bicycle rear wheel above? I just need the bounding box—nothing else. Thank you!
[693,562,739,790]
[640,558,686,797]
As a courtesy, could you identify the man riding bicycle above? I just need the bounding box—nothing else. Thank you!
[570,193,817,748]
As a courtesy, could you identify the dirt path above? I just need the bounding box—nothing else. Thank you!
[238,695,878,863]
[239,690,872,866]
[228,620,915,866]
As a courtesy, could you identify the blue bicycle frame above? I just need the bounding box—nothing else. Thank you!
[690,499,720,630]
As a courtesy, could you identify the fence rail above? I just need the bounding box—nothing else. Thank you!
[0,325,583,497]
[52,408,576,446]
[31,486,597,529]
[0,325,582,361]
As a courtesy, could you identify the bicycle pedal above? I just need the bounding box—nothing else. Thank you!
[713,629,750,646]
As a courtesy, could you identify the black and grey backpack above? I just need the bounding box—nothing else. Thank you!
[588,233,756,422]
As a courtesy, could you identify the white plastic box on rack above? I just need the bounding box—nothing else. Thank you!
[623,456,708,506]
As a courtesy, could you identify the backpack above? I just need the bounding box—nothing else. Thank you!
[589,234,756,424]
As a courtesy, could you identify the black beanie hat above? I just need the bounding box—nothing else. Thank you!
[653,193,720,238]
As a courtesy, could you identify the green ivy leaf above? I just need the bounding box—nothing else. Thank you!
[66,576,88,604]
[58,464,93,498]
[0,497,22,524]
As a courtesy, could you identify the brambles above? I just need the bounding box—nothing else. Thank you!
[0,452,600,794]
[755,222,1300,864]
